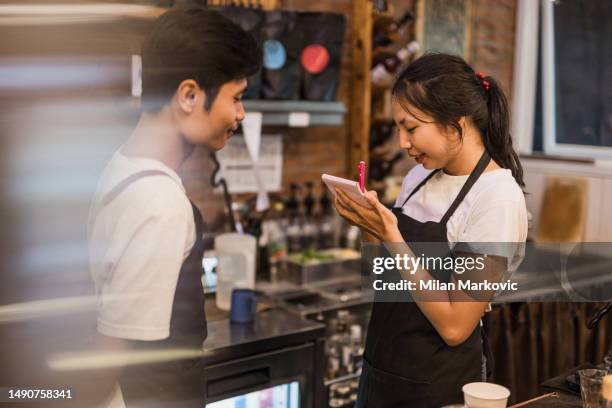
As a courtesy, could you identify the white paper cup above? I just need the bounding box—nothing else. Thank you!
[462,382,510,408]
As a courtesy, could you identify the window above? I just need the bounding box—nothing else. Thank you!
[513,0,612,159]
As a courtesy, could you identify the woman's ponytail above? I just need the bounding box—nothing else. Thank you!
[481,75,525,188]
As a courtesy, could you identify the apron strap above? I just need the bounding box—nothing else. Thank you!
[439,150,491,225]
[89,170,169,228]
[398,168,441,209]
[95,169,205,240]
[481,326,495,381]
[101,170,170,209]
[397,150,491,216]
[188,201,205,247]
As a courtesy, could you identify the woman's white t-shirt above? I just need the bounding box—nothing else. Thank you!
[394,165,528,271]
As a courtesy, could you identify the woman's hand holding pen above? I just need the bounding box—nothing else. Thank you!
[333,189,403,243]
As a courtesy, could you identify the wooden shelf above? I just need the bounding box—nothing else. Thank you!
[243,100,347,127]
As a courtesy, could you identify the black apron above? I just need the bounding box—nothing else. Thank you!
[357,151,493,408]
[98,170,207,407]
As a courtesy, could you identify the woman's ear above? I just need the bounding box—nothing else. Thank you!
[441,119,464,145]
[176,79,204,113]
[449,117,470,143]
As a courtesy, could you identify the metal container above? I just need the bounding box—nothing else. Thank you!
[281,248,361,285]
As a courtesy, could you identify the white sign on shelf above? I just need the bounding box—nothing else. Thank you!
[216,134,283,194]
[288,112,310,127]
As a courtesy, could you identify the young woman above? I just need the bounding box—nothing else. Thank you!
[334,53,528,407]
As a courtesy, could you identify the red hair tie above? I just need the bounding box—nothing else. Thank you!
[476,71,490,91]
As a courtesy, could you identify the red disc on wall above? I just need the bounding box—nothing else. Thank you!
[300,44,330,74]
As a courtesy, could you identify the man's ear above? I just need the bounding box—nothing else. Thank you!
[458,117,467,133]
[176,79,205,113]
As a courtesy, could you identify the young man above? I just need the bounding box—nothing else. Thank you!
[87,7,261,407]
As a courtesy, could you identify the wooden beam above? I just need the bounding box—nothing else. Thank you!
[348,0,372,180]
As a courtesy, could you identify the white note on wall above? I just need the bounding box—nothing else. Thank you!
[241,112,269,210]
[242,112,263,163]
[216,134,283,194]
[288,112,310,127]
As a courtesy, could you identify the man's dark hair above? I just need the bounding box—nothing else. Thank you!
[141,7,262,112]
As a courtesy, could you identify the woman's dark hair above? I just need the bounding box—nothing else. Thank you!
[392,52,524,187]
[141,6,262,112]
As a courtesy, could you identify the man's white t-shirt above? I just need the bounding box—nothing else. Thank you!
[394,165,528,271]
[87,150,196,407]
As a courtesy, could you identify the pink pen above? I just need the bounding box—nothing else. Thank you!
[359,161,366,192]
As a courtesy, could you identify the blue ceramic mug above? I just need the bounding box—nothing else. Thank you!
[230,289,256,324]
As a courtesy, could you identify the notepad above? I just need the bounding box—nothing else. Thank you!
[321,174,372,208]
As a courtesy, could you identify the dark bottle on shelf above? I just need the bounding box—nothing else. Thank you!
[320,181,332,212]
[303,181,316,212]
[387,10,414,33]
[301,182,318,250]
[372,10,414,49]
[261,200,288,282]
[373,0,389,13]
[369,120,395,150]
[285,183,302,253]
[285,183,300,216]
[373,0,388,13]
[317,183,335,249]
[370,151,405,182]
[371,40,419,86]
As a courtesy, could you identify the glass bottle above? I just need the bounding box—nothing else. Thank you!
[285,183,302,253]
[317,183,335,249]
[371,41,420,86]
[301,181,318,250]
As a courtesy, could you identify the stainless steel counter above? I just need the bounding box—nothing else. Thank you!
[202,307,325,365]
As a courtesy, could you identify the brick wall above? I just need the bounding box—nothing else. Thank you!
[182,0,519,232]
[469,0,517,101]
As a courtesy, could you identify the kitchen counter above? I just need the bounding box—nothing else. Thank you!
[202,307,325,365]
[201,298,327,407]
